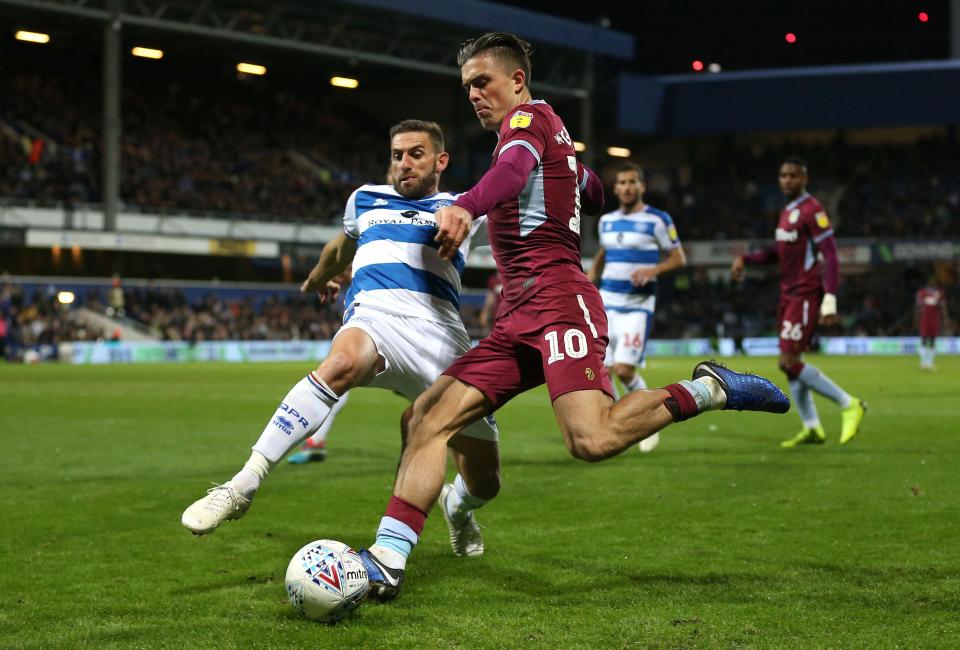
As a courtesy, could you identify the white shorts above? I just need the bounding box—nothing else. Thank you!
[604,308,653,367]
[335,305,498,441]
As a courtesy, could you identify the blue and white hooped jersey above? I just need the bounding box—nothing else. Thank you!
[598,205,680,312]
[342,184,487,325]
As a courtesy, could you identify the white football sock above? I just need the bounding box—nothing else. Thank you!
[308,389,350,446]
[444,474,490,523]
[231,450,272,498]
[233,373,340,497]
[624,374,647,392]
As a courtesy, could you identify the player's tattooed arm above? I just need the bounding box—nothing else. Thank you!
[301,232,357,303]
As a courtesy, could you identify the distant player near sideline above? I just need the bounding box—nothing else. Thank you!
[355,32,789,601]
[182,120,499,559]
[915,278,949,370]
[731,155,865,447]
[588,162,687,453]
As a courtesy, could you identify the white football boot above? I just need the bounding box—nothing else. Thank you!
[181,482,252,535]
[438,483,484,557]
[638,432,661,453]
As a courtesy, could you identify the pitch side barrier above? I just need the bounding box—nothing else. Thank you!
[53,337,960,365]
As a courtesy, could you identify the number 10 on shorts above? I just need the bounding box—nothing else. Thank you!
[545,328,589,365]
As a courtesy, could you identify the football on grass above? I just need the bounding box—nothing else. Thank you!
[285,539,369,623]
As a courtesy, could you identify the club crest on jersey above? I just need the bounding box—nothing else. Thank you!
[432,199,452,211]
[585,367,595,380]
[510,111,533,129]
[815,211,830,228]
[788,209,801,224]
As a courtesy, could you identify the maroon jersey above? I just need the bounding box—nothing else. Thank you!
[916,287,945,335]
[487,100,588,309]
[775,193,833,297]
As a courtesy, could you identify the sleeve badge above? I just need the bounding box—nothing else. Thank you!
[509,111,534,129]
[815,211,830,228]
[668,225,679,241]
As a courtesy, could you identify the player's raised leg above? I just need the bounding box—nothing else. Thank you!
[181,329,383,535]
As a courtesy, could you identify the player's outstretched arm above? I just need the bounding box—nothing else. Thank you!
[301,232,357,302]
[817,234,840,325]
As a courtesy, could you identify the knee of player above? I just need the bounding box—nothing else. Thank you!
[318,350,361,386]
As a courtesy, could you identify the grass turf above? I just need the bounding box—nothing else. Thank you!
[1,356,958,648]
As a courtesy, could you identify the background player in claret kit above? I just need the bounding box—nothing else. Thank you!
[731,156,866,448]
[181,120,499,559]
[915,277,950,371]
[588,162,687,453]
[355,32,789,601]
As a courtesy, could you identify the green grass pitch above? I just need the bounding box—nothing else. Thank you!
[1,356,958,648]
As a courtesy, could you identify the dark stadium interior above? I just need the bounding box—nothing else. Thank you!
[1,0,957,359]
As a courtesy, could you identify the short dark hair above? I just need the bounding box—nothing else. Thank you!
[389,119,445,154]
[616,162,645,182]
[457,32,533,84]
[782,155,807,172]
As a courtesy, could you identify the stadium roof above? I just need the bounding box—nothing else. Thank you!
[0,0,634,97]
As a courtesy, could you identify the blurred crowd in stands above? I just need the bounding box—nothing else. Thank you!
[0,282,105,361]
[0,65,383,222]
[645,135,960,241]
[3,269,952,362]
[2,65,958,238]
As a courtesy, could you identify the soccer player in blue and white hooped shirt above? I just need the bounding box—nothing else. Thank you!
[588,162,686,452]
[182,120,497,558]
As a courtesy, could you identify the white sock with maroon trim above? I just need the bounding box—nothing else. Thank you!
[232,373,340,497]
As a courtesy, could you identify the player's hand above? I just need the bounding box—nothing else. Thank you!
[819,293,838,326]
[731,256,745,282]
[301,270,340,304]
[631,267,658,287]
[434,205,474,260]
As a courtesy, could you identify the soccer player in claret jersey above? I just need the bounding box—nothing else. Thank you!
[731,156,866,448]
[182,120,499,558]
[355,32,789,601]
[588,162,687,453]
[915,277,949,371]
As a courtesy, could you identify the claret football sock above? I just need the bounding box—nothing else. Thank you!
[372,496,428,567]
[798,364,851,408]
[662,377,725,421]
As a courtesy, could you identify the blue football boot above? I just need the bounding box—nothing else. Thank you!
[357,548,405,602]
[692,360,790,413]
